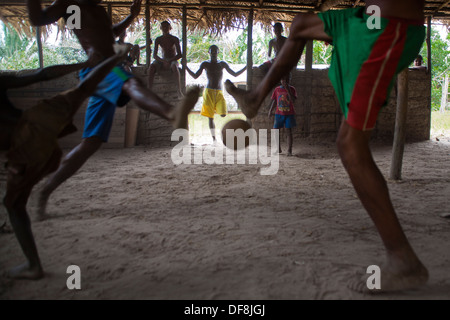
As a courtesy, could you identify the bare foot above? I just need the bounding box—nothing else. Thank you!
[36,191,50,221]
[348,261,429,294]
[171,86,200,130]
[9,262,44,280]
[224,80,258,119]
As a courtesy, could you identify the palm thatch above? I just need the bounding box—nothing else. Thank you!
[0,0,449,37]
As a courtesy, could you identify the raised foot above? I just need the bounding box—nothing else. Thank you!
[348,263,429,294]
[172,86,201,130]
[224,80,258,119]
[9,262,44,280]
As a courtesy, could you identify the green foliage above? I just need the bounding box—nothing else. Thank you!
[419,27,450,111]
[313,40,332,65]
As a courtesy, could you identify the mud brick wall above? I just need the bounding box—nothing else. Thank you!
[249,67,431,143]
[4,69,127,149]
[131,66,182,148]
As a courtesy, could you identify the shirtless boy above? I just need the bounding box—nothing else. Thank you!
[148,21,183,96]
[186,45,246,142]
[26,0,200,221]
[225,0,429,293]
[259,22,287,73]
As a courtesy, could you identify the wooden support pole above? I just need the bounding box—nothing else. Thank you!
[305,40,313,72]
[182,5,187,93]
[440,74,449,113]
[107,3,112,18]
[246,7,254,90]
[36,26,44,69]
[145,0,151,67]
[390,69,409,180]
[427,16,432,74]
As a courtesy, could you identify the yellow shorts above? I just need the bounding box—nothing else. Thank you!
[201,88,227,118]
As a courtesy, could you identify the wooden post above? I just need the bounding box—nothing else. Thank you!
[107,3,112,18]
[246,7,254,90]
[182,5,187,93]
[145,0,151,67]
[36,27,44,69]
[440,74,449,113]
[390,69,409,180]
[426,16,432,74]
[305,40,313,72]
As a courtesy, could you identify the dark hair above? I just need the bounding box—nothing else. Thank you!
[209,45,219,53]
[273,22,283,29]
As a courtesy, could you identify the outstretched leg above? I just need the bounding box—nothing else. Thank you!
[37,137,103,220]
[122,78,200,130]
[337,121,428,292]
[208,117,216,141]
[225,13,331,118]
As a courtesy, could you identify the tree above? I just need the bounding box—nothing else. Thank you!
[419,26,450,111]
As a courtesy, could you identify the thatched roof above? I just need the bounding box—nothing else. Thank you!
[1,0,450,37]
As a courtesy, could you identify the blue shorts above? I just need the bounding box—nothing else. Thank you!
[274,114,296,129]
[80,66,133,142]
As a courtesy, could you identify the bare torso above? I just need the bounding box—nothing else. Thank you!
[269,36,287,58]
[365,0,425,21]
[69,2,116,58]
[155,34,180,60]
[203,61,227,89]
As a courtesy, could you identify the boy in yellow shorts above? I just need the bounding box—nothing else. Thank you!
[187,45,246,142]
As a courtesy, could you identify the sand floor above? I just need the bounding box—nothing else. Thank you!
[0,134,449,300]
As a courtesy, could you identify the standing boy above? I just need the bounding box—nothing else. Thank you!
[268,74,297,156]
[186,45,246,142]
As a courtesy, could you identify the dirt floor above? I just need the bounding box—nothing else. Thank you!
[0,133,449,300]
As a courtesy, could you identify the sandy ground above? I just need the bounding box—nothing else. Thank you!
[0,133,449,300]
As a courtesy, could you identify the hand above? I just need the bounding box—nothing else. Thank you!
[130,0,142,17]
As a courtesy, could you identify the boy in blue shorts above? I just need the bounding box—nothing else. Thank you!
[268,74,297,156]
[226,0,429,293]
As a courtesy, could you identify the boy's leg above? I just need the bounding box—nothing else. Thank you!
[208,117,216,141]
[37,136,103,220]
[122,77,200,129]
[287,128,293,156]
[171,63,183,96]
[147,64,156,88]
[225,13,331,118]
[337,120,428,292]
[4,147,62,279]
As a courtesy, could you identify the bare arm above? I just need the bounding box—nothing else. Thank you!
[112,0,142,37]
[0,56,95,89]
[268,100,275,117]
[170,37,183,63]
[186,63,205,79]
[26,0,68,26]
[268,39,274,58]
[223,62,246,77]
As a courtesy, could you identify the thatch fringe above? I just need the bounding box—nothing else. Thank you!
[0,0,449,38]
